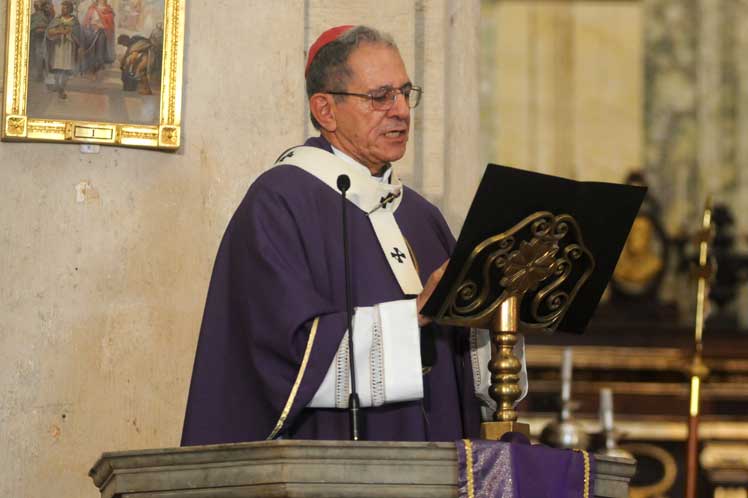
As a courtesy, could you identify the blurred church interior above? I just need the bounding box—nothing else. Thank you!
[480,2,748,497]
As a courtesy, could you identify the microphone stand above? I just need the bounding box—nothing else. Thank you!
[337,174,362,441]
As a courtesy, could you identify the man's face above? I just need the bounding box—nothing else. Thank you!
[331,44,411,172]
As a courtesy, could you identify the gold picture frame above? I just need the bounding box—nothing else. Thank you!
[2,0,184,150]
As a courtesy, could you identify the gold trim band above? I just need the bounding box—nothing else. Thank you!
[12,0,22,114]
[574,449,591,498]
[266,317,320,440]
[463,439,475,498]
[166,0,179,123]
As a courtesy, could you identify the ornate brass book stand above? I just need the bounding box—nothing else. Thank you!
[434,212,595,439]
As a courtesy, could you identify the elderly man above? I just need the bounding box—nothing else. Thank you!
[182,26,492,445]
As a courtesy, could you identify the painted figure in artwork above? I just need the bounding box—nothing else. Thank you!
[81,0,116,77]
[45,0,81,99]
[118,33,155,95]
[41,0,55,19]
[148,22,164,77]
[30,1,53,81]
[119,0,144,31]
[116,21,164,96]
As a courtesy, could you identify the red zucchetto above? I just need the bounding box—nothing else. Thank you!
[305,25,355,77]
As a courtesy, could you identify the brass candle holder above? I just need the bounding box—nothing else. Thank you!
[433,212,595,440]
[539,348,589,449]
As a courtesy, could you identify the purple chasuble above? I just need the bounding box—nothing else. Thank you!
[181,136,482,445]
[456,438,594,498]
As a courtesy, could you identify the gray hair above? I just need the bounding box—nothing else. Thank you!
[306,26,397,130]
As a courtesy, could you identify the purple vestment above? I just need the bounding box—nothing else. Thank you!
[181,136,482,445]
[457,438,594,498]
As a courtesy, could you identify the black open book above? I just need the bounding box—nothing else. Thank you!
[422,164,647,334]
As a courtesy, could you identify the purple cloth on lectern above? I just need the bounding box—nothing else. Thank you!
[456,437,594,498]
[180,136,482,445]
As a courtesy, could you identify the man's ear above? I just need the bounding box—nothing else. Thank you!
[310,94,337,132]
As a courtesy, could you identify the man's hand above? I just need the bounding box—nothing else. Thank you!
[416,260,449,327]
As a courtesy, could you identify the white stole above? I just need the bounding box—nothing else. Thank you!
[274,146,423,295]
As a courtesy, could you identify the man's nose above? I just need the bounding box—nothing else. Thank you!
[388,91,411,119]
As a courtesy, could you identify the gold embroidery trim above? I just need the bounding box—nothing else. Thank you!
[266,317,320,439]
[574,449,591,498]
[463,439,475,498]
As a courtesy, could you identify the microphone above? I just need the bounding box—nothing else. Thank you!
[336,174,350,192]
[337,174,362,441]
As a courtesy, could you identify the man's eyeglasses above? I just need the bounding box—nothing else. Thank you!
[324,84,423,110]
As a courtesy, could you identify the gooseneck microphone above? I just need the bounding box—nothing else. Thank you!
[336,174,362,441]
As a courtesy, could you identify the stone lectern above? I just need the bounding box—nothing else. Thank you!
[90,440,635,498]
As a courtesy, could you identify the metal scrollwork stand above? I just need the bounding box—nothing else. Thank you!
[434,212,595,439]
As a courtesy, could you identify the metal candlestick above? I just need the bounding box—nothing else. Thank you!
[539,347,589,449]
[597,388,632,459]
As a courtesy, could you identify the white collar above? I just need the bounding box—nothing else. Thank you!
[275,145,403,214]
[331,145,393,184]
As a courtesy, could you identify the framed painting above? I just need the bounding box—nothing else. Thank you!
[2,0,184,149]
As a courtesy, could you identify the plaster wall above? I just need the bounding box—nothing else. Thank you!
[0,1,481,497]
